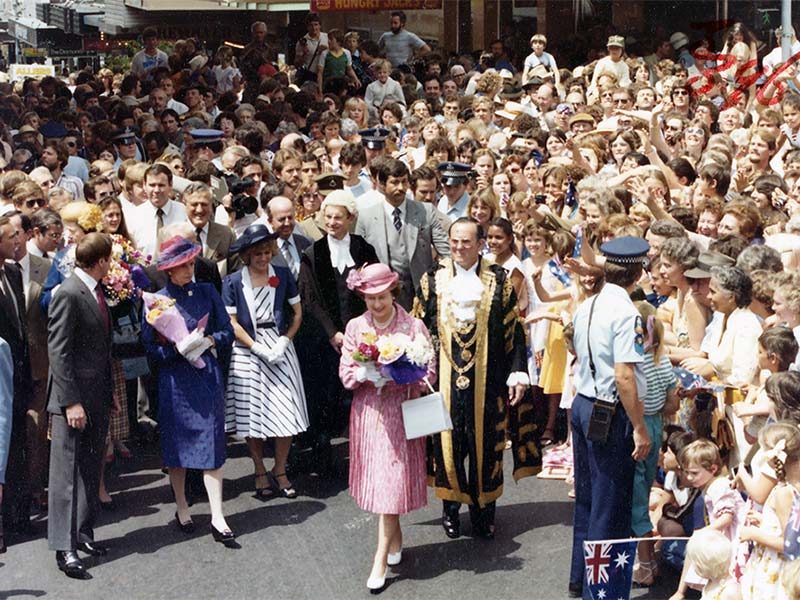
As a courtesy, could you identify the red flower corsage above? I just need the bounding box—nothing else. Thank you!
[268,275,280,288]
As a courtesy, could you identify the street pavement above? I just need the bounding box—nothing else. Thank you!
[0,439,678,600]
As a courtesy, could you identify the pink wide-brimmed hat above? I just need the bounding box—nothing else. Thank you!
[346,263,399,296]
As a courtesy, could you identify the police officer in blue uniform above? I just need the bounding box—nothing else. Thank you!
[568,236,653,599]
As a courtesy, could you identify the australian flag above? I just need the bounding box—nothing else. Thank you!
[583,540,638,600]
[785,492,800,561]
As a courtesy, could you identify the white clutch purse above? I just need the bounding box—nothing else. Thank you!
[402,391,453,440]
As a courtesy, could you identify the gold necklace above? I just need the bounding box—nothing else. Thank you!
[439,336,477,390]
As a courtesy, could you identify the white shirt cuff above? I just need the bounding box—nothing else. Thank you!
[506,372,530,386]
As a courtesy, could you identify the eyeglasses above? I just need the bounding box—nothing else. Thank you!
[44,230,62,240]
[24,198,46,209]
[601,92,613,98]
[612,98,630,105]
[66,141,77,148]
[301,192,322,200]
[673,89,689,96]
[506,166,521,174]
[685,127,704,135]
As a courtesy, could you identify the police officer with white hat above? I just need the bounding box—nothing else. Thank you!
[568,236,652,599]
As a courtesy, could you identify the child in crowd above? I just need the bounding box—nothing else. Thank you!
[684,529,740,600]
[670,439,746,600]
[632,302,679,586]
[653,430,702,573]
[734,327,799,440]
[740,422,800,600]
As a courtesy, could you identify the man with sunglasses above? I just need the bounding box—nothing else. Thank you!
[40,141,83,202]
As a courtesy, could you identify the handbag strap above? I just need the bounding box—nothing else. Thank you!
[306,38,322,69]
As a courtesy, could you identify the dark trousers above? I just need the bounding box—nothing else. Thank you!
[47,411,108,551]
[300,341,349,446]
[569,394,635,599]
[443,499,496,528]
[26,379,49,499]
[2,395,29,531]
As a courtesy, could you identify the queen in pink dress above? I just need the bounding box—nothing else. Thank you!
[339,263,436,592]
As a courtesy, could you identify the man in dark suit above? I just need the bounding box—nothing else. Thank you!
[0,215,33,542]
[8,211,51,512]
[47,232,115,580]
[183,182,236,276]
[266,195,311,280]
[355,158,449,310]
[299,190,378,471]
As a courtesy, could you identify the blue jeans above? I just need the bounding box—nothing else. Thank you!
[569,394,635,599]
[631,414,663,536]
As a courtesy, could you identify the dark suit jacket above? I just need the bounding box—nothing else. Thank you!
[143,256,222,294]
[0,263,32,402]
[299,234,378,339]
[46,273,112,414]
[26,254,50,381]
[270,233,311,279]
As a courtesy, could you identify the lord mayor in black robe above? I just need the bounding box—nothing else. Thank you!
[413,257,541,512]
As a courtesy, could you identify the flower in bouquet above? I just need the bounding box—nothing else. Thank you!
[376,333,410,365]
[103,234,152,305]
[142,291,209,368]
[352,331,380,363]
[378,333,433,385]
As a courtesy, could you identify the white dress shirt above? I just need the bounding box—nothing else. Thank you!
[128,199,188,258]
[26,239,47,259]
[327,234,355,273]
[74,267,100,301]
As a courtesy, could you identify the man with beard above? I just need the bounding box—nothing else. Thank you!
[40,141,84,201]
[378,11,430,68]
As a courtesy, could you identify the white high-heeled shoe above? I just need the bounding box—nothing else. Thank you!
[366,570,386,592]
[387,549,402,566]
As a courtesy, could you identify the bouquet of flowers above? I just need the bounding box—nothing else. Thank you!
[142,292,209,368]
[353,331,434,386]
[103,235,152,306]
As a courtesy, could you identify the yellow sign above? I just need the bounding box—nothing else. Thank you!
[21,48,47,57]
[9,63,55,80]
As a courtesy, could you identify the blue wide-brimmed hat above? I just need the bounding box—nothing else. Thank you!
[229,224,278,256]
[157,236,202,271]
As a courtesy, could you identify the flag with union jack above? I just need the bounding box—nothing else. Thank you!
[785,492,800,561]
[583,540,638,600]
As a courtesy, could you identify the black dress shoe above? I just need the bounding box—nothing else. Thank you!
[567,581,582,598]
[472,522,495,540]
[211,524,238,548]
[175,511,195,534]
[77,541,109,556]
[56,551,92,580]
[99,499,116,511]
[442,513,460,539]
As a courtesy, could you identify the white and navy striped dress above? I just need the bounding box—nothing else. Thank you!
[225,285,309,438]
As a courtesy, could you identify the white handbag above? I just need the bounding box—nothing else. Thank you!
[402,388,453,440]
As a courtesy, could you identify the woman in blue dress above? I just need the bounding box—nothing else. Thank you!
[141,236,237,547]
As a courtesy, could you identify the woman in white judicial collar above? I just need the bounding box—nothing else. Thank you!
[222,224,308,499]
[338,263,436,592]
[568,235,652,599]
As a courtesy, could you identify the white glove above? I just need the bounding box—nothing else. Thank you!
[251,342,272,362]
[355,366,369,383]
[185,337,213,363]
[176,330,204,358]
[373,374,392,389]
[265,336,291,364]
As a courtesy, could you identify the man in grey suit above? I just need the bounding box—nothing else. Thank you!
[266,196,311,281]
[355,158,449,310]
[47,232,115,580]
[184,182,236,276]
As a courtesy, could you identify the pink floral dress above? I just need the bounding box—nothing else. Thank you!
[339,305,436,514]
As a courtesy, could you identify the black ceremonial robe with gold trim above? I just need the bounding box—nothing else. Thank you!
[412,257,541,508]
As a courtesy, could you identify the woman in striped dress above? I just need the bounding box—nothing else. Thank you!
[222,224,308,499]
